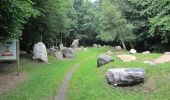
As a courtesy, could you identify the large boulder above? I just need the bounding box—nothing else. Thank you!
[115,46,122,50]
[130,49,137,54]
[117,55,136,62]
[142,51,150,54]
[97,54,114,67]
[32,42,48,63]
[71,39,79,48]
[63,48,75,58]
[55,51,63,60]
[106,68,145,86]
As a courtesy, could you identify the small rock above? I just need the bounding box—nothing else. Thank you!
[84,48,88,51]
[142,51,150,54]
[93,44,98,48]
[115,46,122,50]
[164,52,170,55]
[75,48,82,51]
[97,54,114,67]
[55,51,63,60]
[98,44,102,48]
[130,49,137,54]
[20,50,27,55]
[106,68,145,85]
[106,50,113,55]
[143,61,156,65]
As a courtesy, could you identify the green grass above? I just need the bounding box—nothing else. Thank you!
[68,48,170,100]
[1,48,107,100]
[1,47,170,100]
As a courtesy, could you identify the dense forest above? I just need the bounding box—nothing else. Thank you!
[0,0,170,52]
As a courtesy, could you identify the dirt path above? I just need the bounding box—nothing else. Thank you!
[55,63,80,100]
[55,56,95,100]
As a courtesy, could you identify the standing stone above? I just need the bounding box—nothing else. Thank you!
[59,43,65,51]
[97,54,114,67]
[71,39,79,48]
[32,42,48,63]
[106,68,145,86]
[98,44,102,48]
[130,49,137,54]
[55,51,63,60]
[63,48,75,58]
[93,44,98,48]
[142,51,150,54]
[115,46,122,50]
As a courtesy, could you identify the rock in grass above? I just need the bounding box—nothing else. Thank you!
[93,44,98,48]
[98,44,102,48]
[32,42,48,63]
[115,46,122,49]
[142,51,150,54]
[55,51,63,60]
[63,48,75,58]
[106,68,145,86]
[130,49,137,54]
[164,52,170,55]
[143,61,156,65]
[117,55,136,62]
[97,54,114,67]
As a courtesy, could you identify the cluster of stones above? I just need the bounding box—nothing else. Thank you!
[32,39,89,63]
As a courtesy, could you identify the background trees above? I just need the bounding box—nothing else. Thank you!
[0,0,39,40]
[0,0,170,52]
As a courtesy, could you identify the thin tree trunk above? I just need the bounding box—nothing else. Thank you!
[129,41,134,49]
[55,38,58,47]
[121,39,126,50]
[60,33,62,44]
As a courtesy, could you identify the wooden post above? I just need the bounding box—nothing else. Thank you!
[16,40,20,75]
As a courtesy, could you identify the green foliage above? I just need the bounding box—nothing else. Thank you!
[0,0,39,39]
[96,0,135,49]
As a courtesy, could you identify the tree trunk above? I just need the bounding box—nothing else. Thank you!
[55,38,58,47]
[121,39,126,50]
[60,33,62,44]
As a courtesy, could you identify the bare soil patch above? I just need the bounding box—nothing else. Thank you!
[153,55,170,64]
[0,72,28,95]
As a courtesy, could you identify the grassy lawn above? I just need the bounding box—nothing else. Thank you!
[1,47,170,100]
[68,48,170,100]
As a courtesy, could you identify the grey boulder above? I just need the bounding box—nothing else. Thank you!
[97,54,114,67]
[71,39,79,48]
[106,68,145,86]
[63,48,75,58]
[32,42,48,63]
